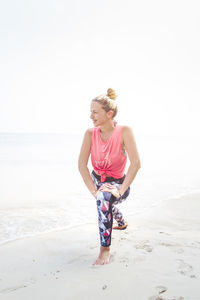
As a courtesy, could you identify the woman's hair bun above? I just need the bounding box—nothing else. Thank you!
[107,88,117,100]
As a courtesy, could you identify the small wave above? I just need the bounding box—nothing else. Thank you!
[0,206,94,245]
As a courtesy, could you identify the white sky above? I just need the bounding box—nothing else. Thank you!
[0,0,200,136]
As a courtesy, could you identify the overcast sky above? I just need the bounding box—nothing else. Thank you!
[0,0,200,136]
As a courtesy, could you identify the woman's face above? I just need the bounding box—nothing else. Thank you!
[90,101,110,127]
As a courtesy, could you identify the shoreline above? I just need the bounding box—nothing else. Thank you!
[1,190,200,247]
[0,193,200,299]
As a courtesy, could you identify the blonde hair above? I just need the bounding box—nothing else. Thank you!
[92,88,118,118]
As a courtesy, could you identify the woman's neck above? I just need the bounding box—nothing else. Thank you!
[100,120,115,133]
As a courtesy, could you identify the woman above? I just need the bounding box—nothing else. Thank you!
[78,88,141,265]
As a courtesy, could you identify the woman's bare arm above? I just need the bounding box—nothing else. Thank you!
[78,129,97,197]
[118,126,141,196]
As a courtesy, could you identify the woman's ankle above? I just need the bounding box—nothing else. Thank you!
[100,246,110,252]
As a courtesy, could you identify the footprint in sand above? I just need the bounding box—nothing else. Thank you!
[118,255,129,265]
[148,286,184,300]
[177,259,195,277]
[155,285,168,294]
[148,285,167,300]
[134,240,153,253]
[159,242,184,254]
[173,248,184,254]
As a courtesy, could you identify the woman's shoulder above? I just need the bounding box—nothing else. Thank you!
[119,125,134,140]
[118,125,133,133]
[84,127,99,136]
[81,128,93,145]
[86,128,93,134]
[83,128,92,138]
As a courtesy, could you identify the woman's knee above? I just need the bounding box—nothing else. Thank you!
[96,191,112,214]
[96,191,112,201]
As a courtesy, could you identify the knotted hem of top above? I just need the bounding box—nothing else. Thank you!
[92,170,125,184]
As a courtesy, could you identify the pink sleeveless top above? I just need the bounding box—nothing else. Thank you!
[91,125,127,182]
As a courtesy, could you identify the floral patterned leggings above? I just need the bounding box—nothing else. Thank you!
[91,171,130,247]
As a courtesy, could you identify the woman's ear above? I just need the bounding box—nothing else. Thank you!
[107,110,114,119]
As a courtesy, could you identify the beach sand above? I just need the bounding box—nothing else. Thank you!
[0,193,200,300]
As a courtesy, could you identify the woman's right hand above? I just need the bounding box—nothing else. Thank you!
[99,183,121,198]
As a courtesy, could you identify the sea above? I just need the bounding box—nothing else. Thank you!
[0,132,200,245]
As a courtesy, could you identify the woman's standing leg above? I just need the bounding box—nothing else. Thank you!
[96,190,113,247]
[91,174,113,265]
[92,174,130,264]
[93,190,114,265]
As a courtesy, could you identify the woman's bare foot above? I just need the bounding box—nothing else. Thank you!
[113,222,128,230]
[93,246,110,265]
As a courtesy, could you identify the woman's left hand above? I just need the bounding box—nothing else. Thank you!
[99,183,121,198]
